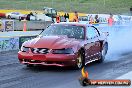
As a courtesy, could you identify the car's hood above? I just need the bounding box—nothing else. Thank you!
[24,36,80,49]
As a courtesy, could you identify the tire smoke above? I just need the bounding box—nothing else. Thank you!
[100,23,132,61]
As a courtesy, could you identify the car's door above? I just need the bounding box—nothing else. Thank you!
[84,26,95,63]
[90,26,101,59]
[85,26,101,62]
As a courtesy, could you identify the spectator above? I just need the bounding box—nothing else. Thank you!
[117,15,122,25]
[66,13,69,22]
[95,15,99,23]
[64,13,67,20]
[56,15,60,23]
[60,15,66,22]
[108,13,114,26]
[73,11,79,22]
[26,14,30,21]
[89,15,94,24]
[30,12,34,16]
[26,12,34,21]
[67,13,69,19]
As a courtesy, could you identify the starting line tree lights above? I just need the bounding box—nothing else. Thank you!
[0,20,14,32]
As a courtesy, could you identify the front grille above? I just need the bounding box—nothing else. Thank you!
[31,48,49,54]
[23,59,43,63]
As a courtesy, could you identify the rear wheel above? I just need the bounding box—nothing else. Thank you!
[98,43,108,63]
[75,50,85,69]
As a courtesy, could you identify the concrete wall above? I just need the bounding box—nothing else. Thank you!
[14,21,52,31]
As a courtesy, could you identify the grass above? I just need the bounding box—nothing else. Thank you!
[0,0,132,15]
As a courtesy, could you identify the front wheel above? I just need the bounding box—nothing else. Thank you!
[98,43,108,63]
[75,50,85,69]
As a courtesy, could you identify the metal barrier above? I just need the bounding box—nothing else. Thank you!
[14,21,52,31]
[0,19,52,31]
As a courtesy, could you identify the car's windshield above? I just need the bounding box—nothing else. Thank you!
[41,25,85,39]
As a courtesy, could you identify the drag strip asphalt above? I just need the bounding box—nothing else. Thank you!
[0,50,132,88]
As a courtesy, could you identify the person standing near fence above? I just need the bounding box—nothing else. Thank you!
[95,15,99,23]
[56,15,60,23]
[89,15,94,24]
[108,14,114,26]
[61,15,66,22]
[64,13,67,22]
[73,11,79,22]
[26,12,34,21]
[66,13,69,22]
[64,13,69,22]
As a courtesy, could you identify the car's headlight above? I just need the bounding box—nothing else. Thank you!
[21,46,29,52]
[52,48,74,54]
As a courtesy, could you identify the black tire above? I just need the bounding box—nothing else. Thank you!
[7,15,11,19]
[26,64,34,67]
[98,43,108,63]
[19,16,21,21]
[75,50,85,69]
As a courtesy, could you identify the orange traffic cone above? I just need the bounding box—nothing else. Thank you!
[23,19,27,31]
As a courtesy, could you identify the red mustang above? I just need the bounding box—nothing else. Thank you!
[18,22,108,69]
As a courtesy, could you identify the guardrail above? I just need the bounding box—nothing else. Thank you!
[14,21,52,31]
[0,19,52,31]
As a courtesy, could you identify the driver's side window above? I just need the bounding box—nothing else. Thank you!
[86,27,98,39]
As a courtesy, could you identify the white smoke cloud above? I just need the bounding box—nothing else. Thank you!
[100,23,132,61]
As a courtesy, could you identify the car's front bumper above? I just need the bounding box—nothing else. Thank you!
[18,51,77,67]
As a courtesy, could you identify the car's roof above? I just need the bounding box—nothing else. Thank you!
[53,22,92,27]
